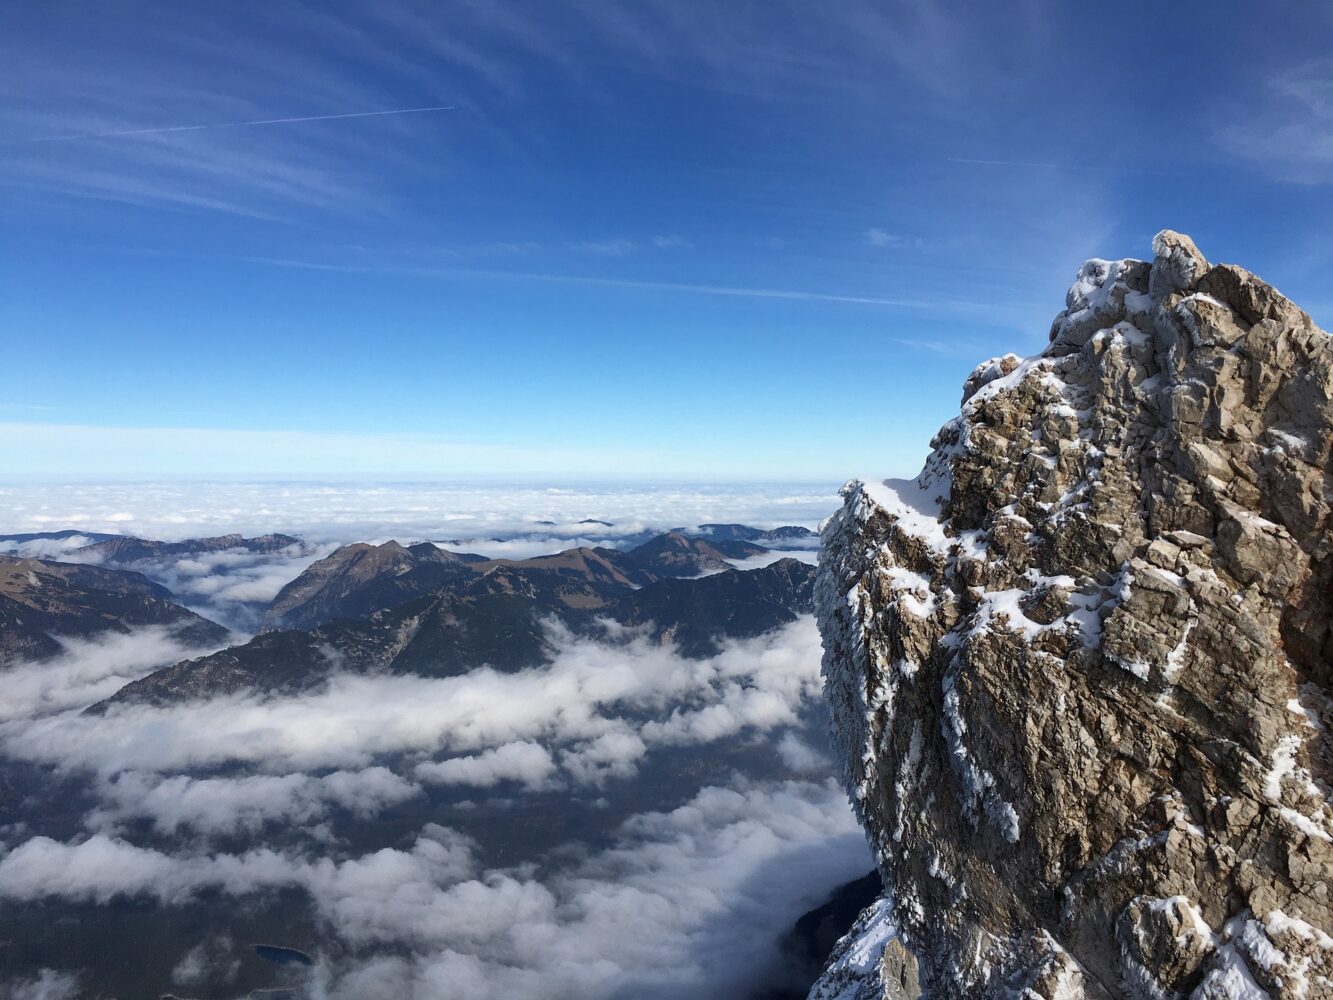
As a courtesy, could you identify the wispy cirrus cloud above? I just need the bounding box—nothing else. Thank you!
[891,336,1006,360]
[652,235,694,250]
[944,157,1182,177]
[567,238,637,256]
[1217,58,1333,183]
[1,2,1042,220]
[217,252,1017,314]
[864,228,922,249]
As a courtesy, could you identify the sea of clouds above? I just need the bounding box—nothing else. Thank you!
[0,480,840,546]
[0,619,868,999]
[0,482,869,1000]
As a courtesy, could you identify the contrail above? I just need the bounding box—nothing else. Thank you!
[946,157,1180,177]
[231,254,1011,312]
[14,105,456,144]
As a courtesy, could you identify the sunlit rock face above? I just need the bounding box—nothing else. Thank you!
[812,232,1333,1000]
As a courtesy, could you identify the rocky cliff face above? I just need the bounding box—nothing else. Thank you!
[812,233,1332,1000]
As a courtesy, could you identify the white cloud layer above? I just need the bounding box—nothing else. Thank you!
[85,766,420,838]
[0,969,82,1000]
[3,618,824,779]
[0,626,226,723]
[0,489,868,1000]
[0,481,835,545]
[0,779,868,1000]
[416,741,556,792]
[115,543,335,631]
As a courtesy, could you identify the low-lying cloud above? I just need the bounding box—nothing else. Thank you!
[0,536,332,633]
[85,766,420,838]
[416,741,557,792]
[0,625,225,723]
[0,968,82,1000]
[0,534,104,559]
[136,544,333,631]
[4,619,824,778]
[0,546,868,998]
[0,778,868,1000]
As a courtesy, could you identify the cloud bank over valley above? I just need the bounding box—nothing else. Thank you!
[0,486,868,999]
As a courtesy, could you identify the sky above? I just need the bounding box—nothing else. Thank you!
[3,1,1333,480]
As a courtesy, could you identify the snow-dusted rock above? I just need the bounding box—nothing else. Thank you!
[811,232,1332,999]
[808,898,917,1000]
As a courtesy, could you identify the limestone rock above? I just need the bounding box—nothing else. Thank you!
[811,232,1333,1000]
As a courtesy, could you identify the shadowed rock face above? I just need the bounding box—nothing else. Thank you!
[813,233,1332,999]
[611,556,815,658]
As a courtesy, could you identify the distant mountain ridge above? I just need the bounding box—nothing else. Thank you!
[95,558,816,709]
[261,540,488,631]
[0,554,230,662]
[0,531,302,563]
[695,523,816,543]
[76,532,301,563]
[609,556,815,657]
[0,529,123,545]
[1,521,819,707]
[262,529,785,632]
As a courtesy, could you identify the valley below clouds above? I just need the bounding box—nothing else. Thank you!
[0,484,869,1000]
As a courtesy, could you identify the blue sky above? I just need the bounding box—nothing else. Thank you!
[3,1,1332,480]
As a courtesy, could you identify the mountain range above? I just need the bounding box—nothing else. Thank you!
[0,524,817,710]
[0,516,843,999]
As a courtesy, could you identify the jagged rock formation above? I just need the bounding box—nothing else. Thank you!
[813,233,1332,999]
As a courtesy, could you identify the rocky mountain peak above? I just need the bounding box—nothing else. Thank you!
[812,232,1332,999]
